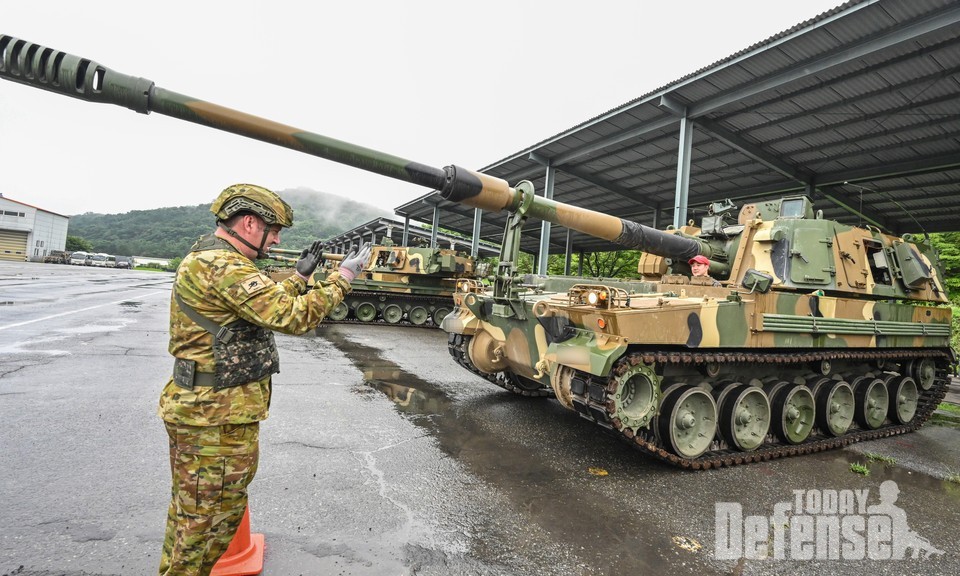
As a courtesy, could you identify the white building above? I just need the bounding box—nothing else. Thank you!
[132,256,171,268]
[0,194,70,262]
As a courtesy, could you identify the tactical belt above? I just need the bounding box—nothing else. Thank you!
[187,368,217,388]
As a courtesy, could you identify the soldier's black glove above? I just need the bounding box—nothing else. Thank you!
[295,240,325,280]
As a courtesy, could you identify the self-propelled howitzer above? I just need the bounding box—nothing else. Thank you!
[2,35,954,468]
[274,242,479,327]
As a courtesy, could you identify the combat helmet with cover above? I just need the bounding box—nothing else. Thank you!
[211,183,294,258]
[211,183,294,227]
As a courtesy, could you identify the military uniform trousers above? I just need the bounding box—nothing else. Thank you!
[159,421,259,576]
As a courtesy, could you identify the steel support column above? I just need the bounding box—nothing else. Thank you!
[564,228,572,275]
[537,164,555,275]
[430,205,439,248]
[471,208,482,258]
[401,215,410,246]
[673,115,693,228]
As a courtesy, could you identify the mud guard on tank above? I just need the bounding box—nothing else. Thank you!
[537,315,577,344]
[544,329,627,378]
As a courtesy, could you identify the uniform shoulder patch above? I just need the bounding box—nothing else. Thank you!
[239,273,271,296]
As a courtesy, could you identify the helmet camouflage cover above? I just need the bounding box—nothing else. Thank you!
[211,183,294,227]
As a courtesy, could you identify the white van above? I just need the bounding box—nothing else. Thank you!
[69,251,89,265]
[89,253,109,267]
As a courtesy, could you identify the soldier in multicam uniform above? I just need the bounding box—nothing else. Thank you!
[157,183,371,576]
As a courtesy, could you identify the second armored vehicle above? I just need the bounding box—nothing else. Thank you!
[271,240,481,327]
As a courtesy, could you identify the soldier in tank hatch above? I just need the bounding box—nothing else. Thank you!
[688,254,721,287]
[157,183,371,576]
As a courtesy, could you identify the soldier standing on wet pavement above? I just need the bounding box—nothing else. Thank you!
[156,183,371,576]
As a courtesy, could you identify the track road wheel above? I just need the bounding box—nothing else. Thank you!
[432,307,451,326]
[408,306,428,326]
[355,302,377,322]
[657,385,717,459]
[852,376,888,430]
[768,382,815,444]
[888,375,919,424]
[329,302,349,321]
[718,385,770,451]
[382,304,403,324]
[816,380,854,437]
[907,358,936,391]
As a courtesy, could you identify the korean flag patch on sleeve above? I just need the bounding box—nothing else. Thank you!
[239,273,271,296]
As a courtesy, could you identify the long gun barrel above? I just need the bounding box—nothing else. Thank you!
[266,248,345,261]
[0,35,703,262]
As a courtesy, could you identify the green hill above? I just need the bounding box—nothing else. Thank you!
[67,187,389,258]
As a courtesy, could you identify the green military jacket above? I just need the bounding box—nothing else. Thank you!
[158,234,351,426]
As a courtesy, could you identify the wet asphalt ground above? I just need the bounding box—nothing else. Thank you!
[1,261,959,576]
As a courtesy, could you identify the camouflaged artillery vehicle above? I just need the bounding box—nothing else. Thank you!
[3,34,954,469]
[271,241,480,327]
[441,194,955,467]
[262,247,343,284]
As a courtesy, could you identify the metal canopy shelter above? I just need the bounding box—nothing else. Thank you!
[395,0,960,273]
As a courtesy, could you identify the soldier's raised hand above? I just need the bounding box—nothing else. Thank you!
[295,239,325,280]
[338,242,371,282]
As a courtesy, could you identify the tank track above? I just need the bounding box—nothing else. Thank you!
[569,348,952,469]
[447,334,553,397]
[324,291,451,329]
[444,336,953,467]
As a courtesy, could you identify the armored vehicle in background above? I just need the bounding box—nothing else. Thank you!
[42,250,70,264]
[270,241,481,327]
[3,34,953,468]
[263,248,343,284]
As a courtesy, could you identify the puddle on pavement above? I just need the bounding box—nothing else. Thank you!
[320,329,715,575]
[321,331,454,432]
[840,450,957,490]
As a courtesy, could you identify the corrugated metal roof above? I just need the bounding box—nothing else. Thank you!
[396,0,960,254]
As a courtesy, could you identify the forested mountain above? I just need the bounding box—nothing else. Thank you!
[67,187,389,258]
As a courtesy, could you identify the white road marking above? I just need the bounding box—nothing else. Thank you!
[0,290,167,331]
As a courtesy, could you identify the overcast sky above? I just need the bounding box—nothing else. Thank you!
[2,0,843,217]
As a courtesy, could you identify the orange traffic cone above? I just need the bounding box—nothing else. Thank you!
[211,506,265,576]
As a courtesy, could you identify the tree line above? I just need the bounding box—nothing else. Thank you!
[66,187,388,259]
